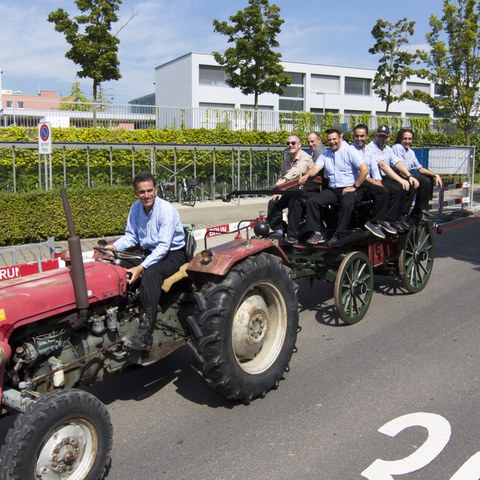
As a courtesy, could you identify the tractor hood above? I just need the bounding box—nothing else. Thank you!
[0,261,127,336]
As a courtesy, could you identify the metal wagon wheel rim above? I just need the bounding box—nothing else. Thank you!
[398,222,434,293]
[334,251,374,324]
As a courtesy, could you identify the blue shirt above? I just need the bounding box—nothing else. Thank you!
[315,142,365,188]
[366,141,403,178]
[114,196,185,269]
[391,144,422,171]
[352,143,382,180]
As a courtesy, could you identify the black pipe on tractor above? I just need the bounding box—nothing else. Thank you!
[61,189,89,328]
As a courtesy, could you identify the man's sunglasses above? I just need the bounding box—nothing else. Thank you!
[285,141,296,146]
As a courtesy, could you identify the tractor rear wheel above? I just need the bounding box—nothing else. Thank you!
[0,389,112,480]
[189,253,299,402]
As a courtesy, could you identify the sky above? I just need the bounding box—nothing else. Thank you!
[0,0,444,105]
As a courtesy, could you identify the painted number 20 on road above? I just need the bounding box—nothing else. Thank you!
[361,412,480,479]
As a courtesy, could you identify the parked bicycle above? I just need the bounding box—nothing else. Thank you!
[179,178,196,207]
[157,180,175,203]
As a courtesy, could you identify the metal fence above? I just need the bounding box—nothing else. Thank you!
[0,142,286,199]
[0,142,475,213]
[0,100,456,134]
[413,146,476,212]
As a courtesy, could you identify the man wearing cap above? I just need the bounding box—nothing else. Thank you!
[352,124,392,239]
[267,134,314,237]
[286,125,368,246]
[366,125,419,232]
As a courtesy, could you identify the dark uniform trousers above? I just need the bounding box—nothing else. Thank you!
[124,248,187,309]
[286,188,357,237]
[403,172,434,216]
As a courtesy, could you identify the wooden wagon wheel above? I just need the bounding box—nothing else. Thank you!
[398,222,435,293]
[334,251,374,324]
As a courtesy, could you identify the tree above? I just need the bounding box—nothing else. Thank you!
[411,0,480,145]
[48,0,122,125]
[369,17,423,114]
[213,0,291,129]
[60,81,91,111]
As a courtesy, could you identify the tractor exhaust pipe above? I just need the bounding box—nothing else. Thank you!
[61,189,89,328]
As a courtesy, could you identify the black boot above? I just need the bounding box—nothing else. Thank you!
[124,307,157,351]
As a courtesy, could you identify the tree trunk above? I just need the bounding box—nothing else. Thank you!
[92,82,98,128]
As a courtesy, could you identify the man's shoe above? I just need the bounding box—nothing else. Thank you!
[411,210,434,222]
[390,221,405,233]
[422,209,435,219]
[365,221,386,239]
[285,236,299,244]
[377,220,397,235]
[328,232,346,247]
[270,228,284,239]
[306,232,326,245]
[123,307,157,351]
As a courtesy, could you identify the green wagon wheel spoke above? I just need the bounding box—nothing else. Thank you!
[398,223,435,293]
[334,251,374,324]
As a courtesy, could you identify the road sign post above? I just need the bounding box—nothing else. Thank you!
[38,122,52,190]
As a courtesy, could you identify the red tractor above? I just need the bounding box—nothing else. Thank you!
[0,190,299,479]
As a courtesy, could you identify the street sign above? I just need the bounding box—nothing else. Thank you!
[38,122,52,154]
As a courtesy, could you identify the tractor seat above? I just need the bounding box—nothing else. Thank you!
[161,263,190,293]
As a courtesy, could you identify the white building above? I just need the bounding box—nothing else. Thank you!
[154,52,434,130]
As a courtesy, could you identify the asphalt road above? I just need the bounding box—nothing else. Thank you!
[84,214,479,480]
[1,215,479,479]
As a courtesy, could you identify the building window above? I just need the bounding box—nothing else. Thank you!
[311,74,340,94]
[406,112,430,118]
[344,109,372,115]
[6,101,12,108]
[240,104,274,110]
[310,108,339,115]
[345,77,371,96]
[406,82,430,93]
[199,65,228,86]
[375,111,402,117]
[280,72,304,111]
[434,83,448,96]
[281,85,304,98]
[199,102,235,109]
[279,99,303,111]
[18,101,24,109]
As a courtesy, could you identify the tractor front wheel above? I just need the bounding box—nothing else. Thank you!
[0,389,113,480]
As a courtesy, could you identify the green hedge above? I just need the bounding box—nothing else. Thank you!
[1,125,478,245]
[0,186,134,245]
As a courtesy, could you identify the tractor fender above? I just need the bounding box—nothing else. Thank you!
[186,238,290,288]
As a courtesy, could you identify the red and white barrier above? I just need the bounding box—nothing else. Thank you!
[428,182,470,212]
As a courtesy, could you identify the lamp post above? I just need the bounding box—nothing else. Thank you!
[0,65,3,127]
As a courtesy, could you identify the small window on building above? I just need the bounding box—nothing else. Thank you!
[280,85,304,98]
[345,77,371,95]
[6,101,12,108]
[199,102,235,109]
[199,65,228,86]
[279,99,303,111]
[311,74,340,94]
[375,111,402,117]
[344,110,372,115]
[434,83,448,96]
[280,72,304,111]
[18,101,24,108]
[406,112,430,118]
[406,82,430,93]
[285,72,304,85]
[240,104,274,110]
